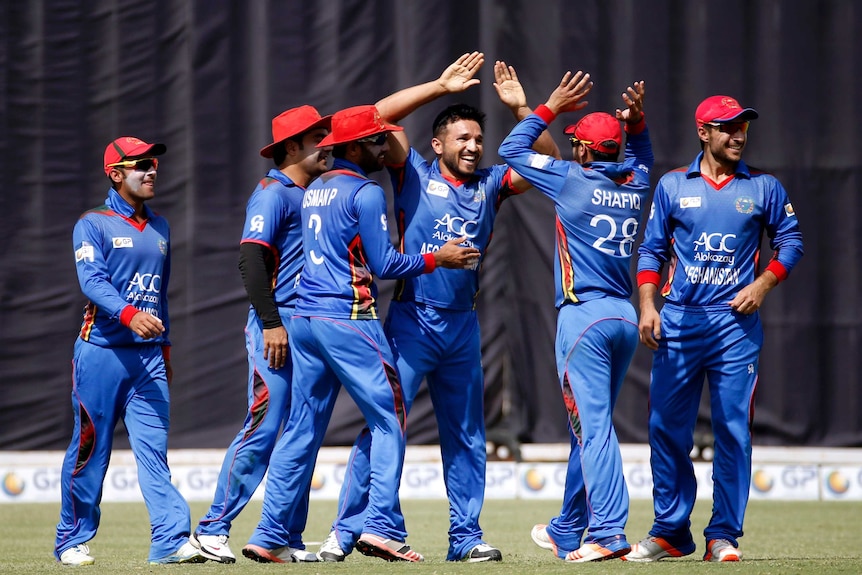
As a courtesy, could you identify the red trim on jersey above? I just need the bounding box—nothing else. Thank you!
[661,241,677,297]
[119,305,139,327]
[701,173,736,190]
[79,303,96,340]
[555,216,578,303]
[440,172,468,187]
[637,270,661,287]
[347,234,376,320]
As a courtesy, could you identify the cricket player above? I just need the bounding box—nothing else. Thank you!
[191,106,331,564]
[55,137,203,566]
[499,72,653,562]
[243,105,480,564]
[625,95,804,562]
[318,54,558,563]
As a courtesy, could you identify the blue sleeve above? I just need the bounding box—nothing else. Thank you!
[353,183,427,279]
[637,179,673,274]
[624,126,655,182]
[241,185,282,248]
[73,216,132,322]
[498,114,571,200]
[763,177,804,274]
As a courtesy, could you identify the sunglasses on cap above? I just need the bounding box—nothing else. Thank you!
[106,157,159,172]
[568,137,592,146]
[704,121,749,134]
[356,133,388,146]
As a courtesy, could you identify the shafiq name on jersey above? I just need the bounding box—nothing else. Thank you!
[591,189,642,211]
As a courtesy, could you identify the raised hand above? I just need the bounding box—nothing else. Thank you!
[492,60,528,110]
[544,70,593,115]
[616,81,645,124]
[438,51,484,93]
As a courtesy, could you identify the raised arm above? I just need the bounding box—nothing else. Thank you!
[376,52,484,164]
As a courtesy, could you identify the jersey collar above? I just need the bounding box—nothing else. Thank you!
[687,151,752,179]
[105,187,154,220]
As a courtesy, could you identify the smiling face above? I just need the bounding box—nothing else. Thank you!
[432,118,484,180]
[699,121,749,165]
[110,160,158,207]
[295,127,332,177]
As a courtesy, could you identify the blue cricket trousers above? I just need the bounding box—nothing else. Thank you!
[55,340,190,562]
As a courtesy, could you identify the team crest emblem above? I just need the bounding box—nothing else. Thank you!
[158,239,168,255]
[735,197,755,214]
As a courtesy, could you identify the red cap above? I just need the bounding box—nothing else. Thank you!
[103,137,166,175]
[695,95,758,128]
[317,105,403,147]
[563,112,622,155]
[260,105,332,158]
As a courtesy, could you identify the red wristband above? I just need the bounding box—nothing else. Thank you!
[625,113,646,135]
[534,104,557,125]
[637,270,661,287]
[764,260,788,283]
[119,305,140,327]
[422,252,437,273]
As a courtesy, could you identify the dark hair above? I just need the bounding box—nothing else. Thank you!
[590,148,618,162]
[332,144,349,159]
[271,142,287,166]
[432,104,485,138]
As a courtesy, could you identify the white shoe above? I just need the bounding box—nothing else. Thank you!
[191,532,236,564]
[704,538,742,562]
[622,536,695,562]
[149,540,207,564]
[242,544,320,563]
[530,524,556,551]
[59,544,95,566]
[317,530,346,562]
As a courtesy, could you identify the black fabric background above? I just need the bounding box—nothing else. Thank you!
[1,1,860,450]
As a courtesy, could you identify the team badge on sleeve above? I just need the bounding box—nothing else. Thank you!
[784,203,796,217]
[528,152,551,169]
[75,241,94,263]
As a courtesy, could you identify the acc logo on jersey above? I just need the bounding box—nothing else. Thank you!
[249,214,265,233]
[112,237,133,248]
[680,196,702,209]
[434,213,479,238]
[75,242,94,263]
[127,273,161,293]
[426,180,449,198]
[694,232,737,253]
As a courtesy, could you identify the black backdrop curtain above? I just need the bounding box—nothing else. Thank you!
[1,0,860,450]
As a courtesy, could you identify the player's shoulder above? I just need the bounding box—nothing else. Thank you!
[78,204,111,220]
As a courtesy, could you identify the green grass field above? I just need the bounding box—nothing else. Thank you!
[4,499,862,574]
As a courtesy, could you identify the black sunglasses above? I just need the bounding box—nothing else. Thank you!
[357,133,388,146]
[107,158,159,172]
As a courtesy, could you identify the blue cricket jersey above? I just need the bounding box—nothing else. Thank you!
[295,158,430,320]
[499,112,654,307]
[637,153,804,305]
[73,188,171,346]
[387,148,517,311]
[240,168,305,307]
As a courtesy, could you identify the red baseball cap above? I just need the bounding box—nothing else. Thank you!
[695,95,758,128]
[563,112,621,155]
[103,137,166,175]
[317,105,403,148]
[260,105,332,158]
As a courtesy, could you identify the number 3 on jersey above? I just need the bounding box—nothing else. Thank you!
[308,214,325,265]
[591,215,639,257]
